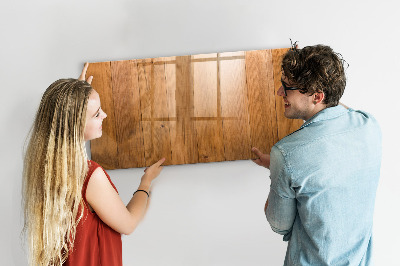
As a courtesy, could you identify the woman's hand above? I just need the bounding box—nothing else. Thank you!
[251,147,271,169]
[78,62,93,84]
[141,158,166,186]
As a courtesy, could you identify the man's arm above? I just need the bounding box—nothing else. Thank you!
[265,146,297,240]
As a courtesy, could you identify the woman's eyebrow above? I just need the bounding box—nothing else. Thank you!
[92,106,101,117]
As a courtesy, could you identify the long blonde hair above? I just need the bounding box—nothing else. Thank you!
[23,79,93,265]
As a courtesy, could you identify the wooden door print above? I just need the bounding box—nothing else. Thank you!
[87,48,303,169]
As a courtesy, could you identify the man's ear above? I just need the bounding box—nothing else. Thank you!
[313,92,325,104]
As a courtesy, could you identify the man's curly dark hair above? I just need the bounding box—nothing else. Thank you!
[281,43,348,107]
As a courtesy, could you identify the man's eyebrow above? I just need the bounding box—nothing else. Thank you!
[281,79,295,87]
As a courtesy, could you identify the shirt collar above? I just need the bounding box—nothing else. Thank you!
[300,105,349,129]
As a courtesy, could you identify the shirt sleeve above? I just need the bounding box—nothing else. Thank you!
[266,145,297,241]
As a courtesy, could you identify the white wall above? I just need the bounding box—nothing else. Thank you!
[2,0,399,265]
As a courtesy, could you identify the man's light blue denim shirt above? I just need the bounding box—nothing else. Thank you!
[266,105,382,266]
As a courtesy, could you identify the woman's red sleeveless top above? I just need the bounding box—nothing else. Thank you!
[64,160,122,265]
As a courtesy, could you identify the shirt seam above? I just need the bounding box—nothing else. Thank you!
[289,125,368,155]
[269,186,296,200]
[279,106,349,141]
[281,125,371,187]
[272,146,295,198]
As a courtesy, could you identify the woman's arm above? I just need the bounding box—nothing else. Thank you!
[86,158,165,235]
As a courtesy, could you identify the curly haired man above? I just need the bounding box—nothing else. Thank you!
[252,44,382,266]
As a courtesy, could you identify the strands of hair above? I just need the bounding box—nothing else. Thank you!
[282,41,348,107]
[22,79,92,265]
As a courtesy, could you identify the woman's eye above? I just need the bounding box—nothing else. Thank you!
[95,112,100,117]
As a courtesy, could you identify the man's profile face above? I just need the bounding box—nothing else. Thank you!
[278,74,314,121]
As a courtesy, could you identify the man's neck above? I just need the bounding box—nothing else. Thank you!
[304,104,327,121]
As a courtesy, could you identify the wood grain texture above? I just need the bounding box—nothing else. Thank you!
[174,56,198,165]
[86,62,119,169]
[89,48,301,169]
[193,58,224,163]
[245,50,278,157]
[137,58,156,166]
[271,48,304,140]
[219,55,251,160]
[137,58,174,166]
[111,60,145,168]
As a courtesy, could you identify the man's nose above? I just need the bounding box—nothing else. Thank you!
[277,85,285,96]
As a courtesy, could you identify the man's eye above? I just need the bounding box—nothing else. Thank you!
[95,112,100,117]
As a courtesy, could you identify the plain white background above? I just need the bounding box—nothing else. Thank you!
[1,0,399,265]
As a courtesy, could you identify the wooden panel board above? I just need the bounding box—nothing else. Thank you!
[195,120,224,163]
[88,48,303,169]
[271,49,303,140]
[87,62,119,169]
[110,60,145,168]
[192,58,224,163]
[219,55,251,160]
[245,50,278,157]
[174,56,198,165]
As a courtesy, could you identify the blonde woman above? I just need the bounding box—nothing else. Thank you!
[22,63,165,266]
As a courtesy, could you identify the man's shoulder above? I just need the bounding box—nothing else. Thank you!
[273,107,381,156]
[273,128,311,159]
[348,109,380,126]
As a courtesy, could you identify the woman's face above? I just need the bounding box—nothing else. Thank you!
[84,89,107,141]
